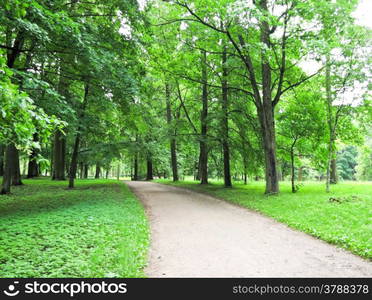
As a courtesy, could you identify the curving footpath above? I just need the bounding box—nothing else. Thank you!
[126,181,372,278]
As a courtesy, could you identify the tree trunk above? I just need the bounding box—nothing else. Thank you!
[27,133,40,178]
[12,147,22,186]
[0,144,17,194]
[0,144,4,176]
[95,164,101,179]
[199,50,208,185]
[221,45,232,187]
[52,130,66,180]
[325,54,333,193]
[105,168,109,179]
[79,162,84,179]
[116,164,120,181]
[277,165,283,181]
[1,31,25,193]
[7,30,25,69]
[68,82,89,189]
[290,148,296,193]
[27,153,39,178]
[146,158,153,180]
[165,82,179,182]
[243,157,248,185]
[258,107,279,194]
[330,158,338,184]
[133,155,138,181]
[84,164,88,178]
[258,0,279,194]
[68,134,81,188]
[0,142,23,189]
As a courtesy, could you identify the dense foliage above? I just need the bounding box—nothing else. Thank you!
[0,0,371,195]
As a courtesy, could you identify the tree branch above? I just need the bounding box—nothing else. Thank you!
[278,67,324,97]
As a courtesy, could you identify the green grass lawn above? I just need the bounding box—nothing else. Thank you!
[0,178,149,277]
[155,179,372,259]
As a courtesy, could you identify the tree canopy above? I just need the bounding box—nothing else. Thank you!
[1,0,371,195]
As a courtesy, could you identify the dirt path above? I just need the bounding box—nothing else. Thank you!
[126,181,372,277]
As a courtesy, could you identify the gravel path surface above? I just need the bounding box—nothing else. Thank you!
[126,181,372,277]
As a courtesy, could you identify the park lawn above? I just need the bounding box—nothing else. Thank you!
[156,179,372,259]
[0,179,149,277]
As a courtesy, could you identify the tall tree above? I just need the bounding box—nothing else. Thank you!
[199,50,209,184]
[165,82,179,181]
[221,43,232,187]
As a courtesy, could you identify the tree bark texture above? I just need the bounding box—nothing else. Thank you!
[199,50,209,185]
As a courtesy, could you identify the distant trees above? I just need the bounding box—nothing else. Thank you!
[277,86,326,193]
[337,146,358,181]
[356,128,372,181]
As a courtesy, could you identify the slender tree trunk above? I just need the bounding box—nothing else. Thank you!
[95,164,101,179]
[83,164,88,178]
[68,134,81,188]
[68,82,89,189]
[278,165,283,181]
[200,50,209,185]
[146,157,153,180]
[325,54,333,193]
[79,162,84,179]
[117,164,120,181]
[243,157,248,185]
[326,145,332,193]
[27,133,40,178]
[165,82,179,182]
[52,130,66,180]
[54,57,72,181]
[0,144,17,194]
[290,139,298,193]
[221,45,232,187]
[290,148,296,193]
[22,159,27,176]
[330,158,338,184]
[0,144,4,176]
[133,155,138,181]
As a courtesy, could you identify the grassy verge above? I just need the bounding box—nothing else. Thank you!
[0,179,149,277]
[155,179,372,259]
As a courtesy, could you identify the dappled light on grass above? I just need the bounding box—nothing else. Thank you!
[0,179,149,277]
